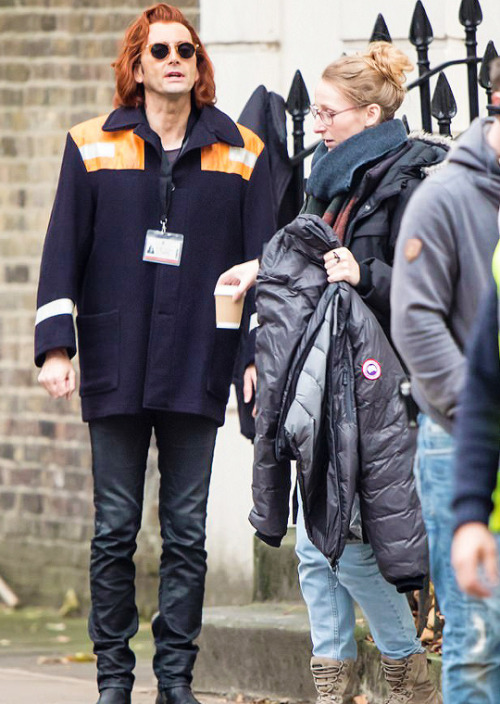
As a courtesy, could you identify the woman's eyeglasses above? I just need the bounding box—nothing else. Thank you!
[309,104,360,126]
[146,42,199,61]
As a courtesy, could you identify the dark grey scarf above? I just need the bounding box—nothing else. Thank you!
[306,119,408,202]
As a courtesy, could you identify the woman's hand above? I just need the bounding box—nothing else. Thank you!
[216,258,259,301]
[324,247,360,286]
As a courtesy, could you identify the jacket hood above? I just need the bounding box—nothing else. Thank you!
[447,118,500,200]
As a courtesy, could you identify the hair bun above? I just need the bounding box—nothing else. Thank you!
[321,40,414,120]
[363,41,414,91]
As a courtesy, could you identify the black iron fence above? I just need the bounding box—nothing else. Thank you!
[282,0,498,219]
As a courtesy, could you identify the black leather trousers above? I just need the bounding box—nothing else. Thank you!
[87,412,217,692]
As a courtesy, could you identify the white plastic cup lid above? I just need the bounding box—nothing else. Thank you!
[214,285,241,297]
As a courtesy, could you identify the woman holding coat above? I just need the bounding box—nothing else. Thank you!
[220,42,445,704]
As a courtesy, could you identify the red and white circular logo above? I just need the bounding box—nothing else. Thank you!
[362,359,382,380]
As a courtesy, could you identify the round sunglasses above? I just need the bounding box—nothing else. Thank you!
[146,41,199,61]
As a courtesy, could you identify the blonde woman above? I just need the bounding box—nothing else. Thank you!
[221,43,445,703]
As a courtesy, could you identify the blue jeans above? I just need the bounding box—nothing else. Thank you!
[415,415,500,703]
[295,496,423,661]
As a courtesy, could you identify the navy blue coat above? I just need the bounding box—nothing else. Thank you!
[35,105,275,424]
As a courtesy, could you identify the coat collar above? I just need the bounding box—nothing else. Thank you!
[102,104,245,151]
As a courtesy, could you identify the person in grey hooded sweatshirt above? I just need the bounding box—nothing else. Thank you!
[391,58,500,704]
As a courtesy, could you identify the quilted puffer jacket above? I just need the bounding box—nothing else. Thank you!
[249,214,428,591]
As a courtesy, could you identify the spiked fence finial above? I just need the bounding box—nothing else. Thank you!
[431,72,457,135]
[459,0,483,27]
[409,1,434,47]
[286,71,310,117]
[370,14,392,43]
[479,40,499,89]
[431,73,457,119]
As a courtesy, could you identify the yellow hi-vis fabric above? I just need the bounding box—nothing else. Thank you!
[489,241,500,531]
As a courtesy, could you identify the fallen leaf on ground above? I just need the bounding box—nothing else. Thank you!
[45,622,66,632]
[420,627,435,643]
[54,635,71,643]
[66,652,96,663]
[37,656,70,665]
[58,588,81,617]
[428,637,443,655]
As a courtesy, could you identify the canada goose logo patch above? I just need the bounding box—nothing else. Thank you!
[362,359,381,380]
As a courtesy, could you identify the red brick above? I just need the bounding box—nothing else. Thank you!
[0,0,199,609]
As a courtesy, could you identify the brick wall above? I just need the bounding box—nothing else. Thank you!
[0,0,199,612]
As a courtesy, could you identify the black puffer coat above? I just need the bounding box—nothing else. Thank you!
[249,215,428,592]
[303,133,449,336]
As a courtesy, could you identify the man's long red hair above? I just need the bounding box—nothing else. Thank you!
[112,3,216,109]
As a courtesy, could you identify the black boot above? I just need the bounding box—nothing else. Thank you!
[96,688,131,704]
[156,685,202,704]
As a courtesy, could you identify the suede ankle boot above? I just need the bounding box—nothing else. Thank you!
[310,657,356,704]
[381,652,442,704]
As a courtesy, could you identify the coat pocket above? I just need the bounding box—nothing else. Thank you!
[76,310,120,396]
[207,328,241,402]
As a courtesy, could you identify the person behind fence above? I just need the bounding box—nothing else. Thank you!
[391,57,500,704]
[450,240,500,696]
[221,42,445,704]
[33,4,274,704]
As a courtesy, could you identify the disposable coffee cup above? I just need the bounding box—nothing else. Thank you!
[214,285,245,329]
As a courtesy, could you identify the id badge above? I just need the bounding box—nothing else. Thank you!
[143,230,184,266]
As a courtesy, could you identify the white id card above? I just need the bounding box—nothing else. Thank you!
[143,230,184,266]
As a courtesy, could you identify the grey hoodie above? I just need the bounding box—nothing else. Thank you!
[391,118,500,432]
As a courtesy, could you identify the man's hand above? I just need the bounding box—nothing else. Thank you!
[38,348,76,400]
[324,247,360,286]
[243,363,257,417]
[452,522,499,598]
[217,258,259,301]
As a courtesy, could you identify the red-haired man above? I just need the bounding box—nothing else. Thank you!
[35,5,274,704]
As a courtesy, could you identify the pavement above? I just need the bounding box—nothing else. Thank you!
[0,604,441,704]
[0,606,232,704]
[0,662,236,704]
[0,659,151,704]
[0,655,243,704]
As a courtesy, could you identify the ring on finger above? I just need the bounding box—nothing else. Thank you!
[332,251,341,263]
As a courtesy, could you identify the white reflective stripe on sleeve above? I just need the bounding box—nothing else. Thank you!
[35,298,75,326]
[79,142,115,161]
[249,312,259,332]
[228,146,258,169]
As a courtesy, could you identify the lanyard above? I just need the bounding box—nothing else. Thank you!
[158,109,197,233]
[159,149,174,234]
